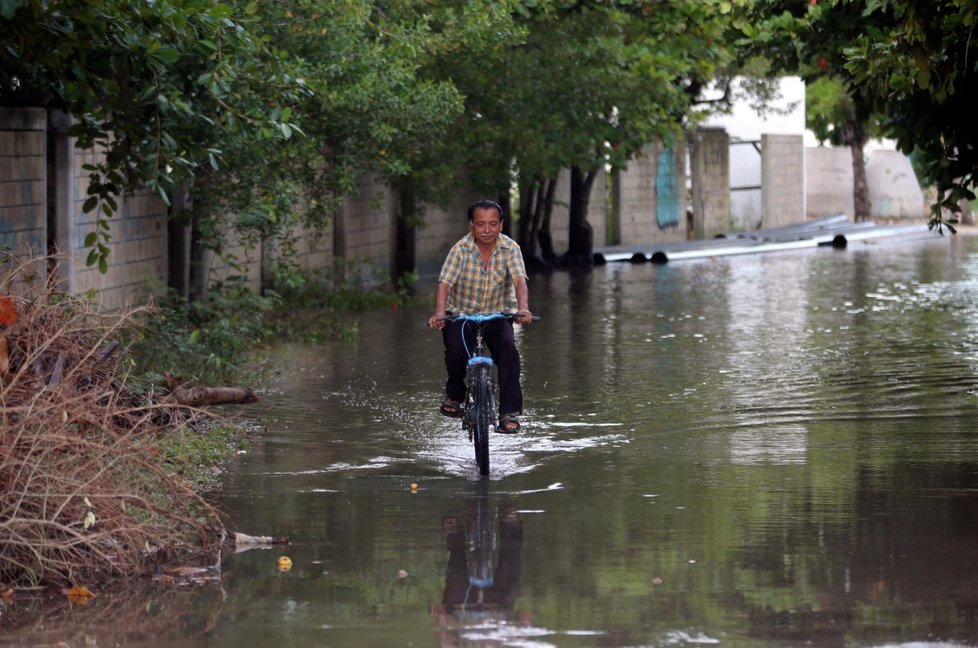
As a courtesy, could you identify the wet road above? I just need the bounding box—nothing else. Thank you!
[8,233,978,647]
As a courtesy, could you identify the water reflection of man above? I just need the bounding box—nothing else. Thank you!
[434,502,526,636]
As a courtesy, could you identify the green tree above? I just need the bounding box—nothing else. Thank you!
[744,0,978,230]
[183,0,478,293]
[431,0,734,266]
[738,0,888,221]
[0,0,306,271]
[1,0,516,286]
[806,76,886,220]
[843,0,978,230]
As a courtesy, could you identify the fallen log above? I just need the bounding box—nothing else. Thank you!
[225,532,290,555]
[232,532,288,546]
[162,385,258,406]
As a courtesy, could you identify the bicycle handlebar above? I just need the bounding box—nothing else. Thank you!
[441,312,540,324]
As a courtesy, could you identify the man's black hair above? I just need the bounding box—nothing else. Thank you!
[467,199,504,222]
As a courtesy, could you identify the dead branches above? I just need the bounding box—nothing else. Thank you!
[0,253,225,587]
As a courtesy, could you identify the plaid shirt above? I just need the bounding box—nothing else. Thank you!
[439,233,528,314]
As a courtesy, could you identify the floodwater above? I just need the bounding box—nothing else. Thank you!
[7,233,978,647]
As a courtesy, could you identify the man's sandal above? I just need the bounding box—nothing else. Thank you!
[440,397,463,418]
[498,413,521,433]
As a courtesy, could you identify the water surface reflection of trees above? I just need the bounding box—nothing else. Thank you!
[517,245,978,644]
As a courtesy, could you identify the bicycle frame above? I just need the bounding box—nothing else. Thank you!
[445,312,513,476]
[440,311,538,476]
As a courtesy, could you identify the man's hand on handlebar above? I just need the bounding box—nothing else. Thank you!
[427,311,447,330]
[515,309,533,325]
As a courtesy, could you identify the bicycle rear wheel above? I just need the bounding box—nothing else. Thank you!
[469,363,493,476]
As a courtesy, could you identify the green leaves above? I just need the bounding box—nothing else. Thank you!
[0,0,24,20]
[742,0,978,227]
[2,0,319,271]
[209,3,233,19]
[150,47,182,65]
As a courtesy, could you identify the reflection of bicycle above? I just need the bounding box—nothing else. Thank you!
[465,483,497,599]
[441,482,522,618]
[443,312,539,476]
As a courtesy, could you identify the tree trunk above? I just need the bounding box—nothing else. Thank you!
[537,176,558,265]
[564,166,596,265]
[167,191,192,300]
[188,214,209,303]
[395,185,417,280]
[842,112,871,222]
[517,178,539,259]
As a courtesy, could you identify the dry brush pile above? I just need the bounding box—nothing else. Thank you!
[0,255,225,588]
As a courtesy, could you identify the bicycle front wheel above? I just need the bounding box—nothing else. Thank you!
[469,363,494,476]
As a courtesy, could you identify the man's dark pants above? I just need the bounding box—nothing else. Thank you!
[442,319,522,417]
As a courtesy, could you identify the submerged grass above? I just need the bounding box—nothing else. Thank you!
[130,262,420,391]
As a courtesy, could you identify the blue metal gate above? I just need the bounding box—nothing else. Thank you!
[656,147,681,228]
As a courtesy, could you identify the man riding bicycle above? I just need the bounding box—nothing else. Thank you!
[427,200,534,433]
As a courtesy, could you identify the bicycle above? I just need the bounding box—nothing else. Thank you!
[442,312,538,476]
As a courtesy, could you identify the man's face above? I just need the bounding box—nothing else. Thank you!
[468,207,503,247]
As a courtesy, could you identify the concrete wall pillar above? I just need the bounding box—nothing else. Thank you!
[806,147,854,219]
[761,134,805,228]
[48,110,76,290]
[689,127,730,239]
[614,140,688,245]
[590,167,607,248]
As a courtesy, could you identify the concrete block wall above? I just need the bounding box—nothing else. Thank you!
[292,222,333,274]
[206,229,263,292]
[806,147,854,219]
[615,141,688,245]
[416,193,478,277]
[805,146,924,222]
[189,184,390,295]
[204,204,333,292]
[616,146,656,244]
[71,151,168,309]
[339,175,396,283]
[0,108,169,308]
[761,134,805,228]
[549,169,572,251]
[547,167,607,251]
[689,127,730,238]
[1,104,692,307]
[866,150,926,220]
[0,108,47,262]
